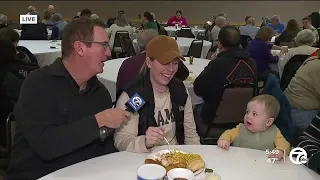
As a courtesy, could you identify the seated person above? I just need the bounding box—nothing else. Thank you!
[296,111,320,174]
[7,18,128,179]
[239,16,259,39]
[142,11,158,32]
[279,29,318,77]
[150,12,167,36]
[302,17,319,44]
[20,11,48,40]
[116,29,189,96]
[218,95,291,160]
[194,26,257,127]
[0,36,18,146]
[247,26,285,77]
[106,14,133,51]
[80,8,92,18]
[0,30,39,146]
[267,15,286,34]
[26,6,36,15]
[115,36,200,153]
[0,14,8,29]
[51,13,67,40]
[274,19,300,46]
[0,27,34,64]
[209,16,227,45]
[284,52,320,132]
[42,10,53,27]
[167,10,188,27]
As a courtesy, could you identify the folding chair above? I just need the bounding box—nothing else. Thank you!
[197,83,257,145]
[186,40,203,58]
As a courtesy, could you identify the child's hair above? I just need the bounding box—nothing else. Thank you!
[249,95,280,119]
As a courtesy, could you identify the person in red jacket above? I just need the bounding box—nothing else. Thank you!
[167,10,188,27]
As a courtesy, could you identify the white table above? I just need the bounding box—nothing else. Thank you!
[39,145,320,180]
[133,37,212,59]
[18,40,61,67]
[165,26,206,37]
[14,29,52,39]
[270,50,284,72]
[97,57,208,104]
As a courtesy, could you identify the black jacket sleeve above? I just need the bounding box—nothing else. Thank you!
[14,71,100,161]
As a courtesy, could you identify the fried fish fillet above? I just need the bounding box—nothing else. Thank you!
[145,158,162,166]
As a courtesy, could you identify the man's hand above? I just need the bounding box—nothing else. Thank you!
[95,109,130,128]
[145,127,165,148]
[217,139,230,150]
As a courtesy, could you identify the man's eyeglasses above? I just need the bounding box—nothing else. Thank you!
[81,40,110,50]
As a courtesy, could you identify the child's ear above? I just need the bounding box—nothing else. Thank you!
[266,118,274,127]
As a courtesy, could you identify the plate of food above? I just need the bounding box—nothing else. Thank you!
[144,149,205,175]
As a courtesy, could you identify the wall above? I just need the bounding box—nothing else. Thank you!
[1,1,319,24]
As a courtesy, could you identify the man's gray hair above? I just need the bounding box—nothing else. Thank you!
[91,14,99,20]
[215,16,226,27]
[52,13,63,23]
[0,14,7,25]
[137,29,158,52]
[295,29,315,46]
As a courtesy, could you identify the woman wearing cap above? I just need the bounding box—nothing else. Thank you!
[114,35,200,153]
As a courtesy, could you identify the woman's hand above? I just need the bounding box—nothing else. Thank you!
[145,127,165,148]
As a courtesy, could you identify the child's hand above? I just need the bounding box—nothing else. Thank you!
[268,149,284,160]
[217,139,230,150]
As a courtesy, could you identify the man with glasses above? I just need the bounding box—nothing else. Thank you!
[7,18,130,180]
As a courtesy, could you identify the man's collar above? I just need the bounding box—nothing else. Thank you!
[48,57,102,92]
[48,57,69,76]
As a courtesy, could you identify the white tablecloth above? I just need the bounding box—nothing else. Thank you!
[97,57,209,104]
[14,29,52,39]
[18,40,61,67]
[133,37,211,59]
[270,50,284,72]
[165,26,206,37]
[39,145,320,180]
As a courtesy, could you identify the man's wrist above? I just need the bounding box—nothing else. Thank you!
[94,113,106,128]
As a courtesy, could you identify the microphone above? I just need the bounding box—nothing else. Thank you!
[125,93,146,113]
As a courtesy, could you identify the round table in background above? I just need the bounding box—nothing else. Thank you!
[97,57,209,104]
[18,40,61,67]
[39,145,320,180]
[14,29,53,39]
[164,26,206,37]
[133,37,211,59]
